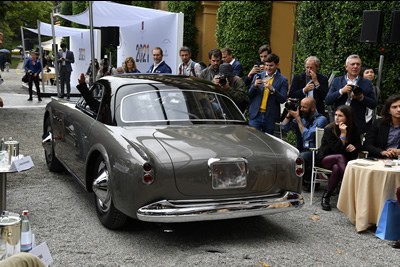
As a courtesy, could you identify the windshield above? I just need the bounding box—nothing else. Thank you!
[120,90,245,123]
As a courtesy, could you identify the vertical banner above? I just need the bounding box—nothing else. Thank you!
[69,30,100,92]
[118,14,178,74]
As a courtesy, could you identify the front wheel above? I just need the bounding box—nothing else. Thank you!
[93,156,127,229]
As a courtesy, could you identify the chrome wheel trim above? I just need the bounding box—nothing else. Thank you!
[93,161,111,213]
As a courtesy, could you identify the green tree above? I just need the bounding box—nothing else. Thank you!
[294,1,400,111]
[3,1,53,41]
[60,1,73,28]
[131,1,155,9]
[216,1,272,76]
[167,1,202,60]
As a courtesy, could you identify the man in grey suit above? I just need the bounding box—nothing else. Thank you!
[58,43,75,99]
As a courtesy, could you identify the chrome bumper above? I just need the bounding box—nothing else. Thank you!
[137,192,303,223]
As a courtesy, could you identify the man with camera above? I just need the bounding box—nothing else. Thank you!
[244,44,271,86]
[97,56,117,80]
[325,54,377,136]
[281,97,328,190]
[248,53,288,135]
[58,43,75,99]
[214,63,247,112]
[289,56,328,116]
[200,49,222,82]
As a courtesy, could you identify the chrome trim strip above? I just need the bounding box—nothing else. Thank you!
[136,192,303,223]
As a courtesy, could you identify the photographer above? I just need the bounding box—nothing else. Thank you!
[326,54,377,136]
[281,97,328,191]
[214,63,247,112]
[96,56,117,80]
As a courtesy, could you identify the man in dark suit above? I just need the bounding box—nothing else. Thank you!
[248,53,288,134]
[364,94,400,159]
[146,47,172,74]
[289,56,328,116]
[221,47,243,77]
[325,54,377,135]
[58,43,75,99]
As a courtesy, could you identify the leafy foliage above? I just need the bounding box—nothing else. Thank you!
[216,1,272,75]
[294,1,400,111]
[71,2,88,29]
[131,1,155,9]
[167,1,202,60]
[60,1,73,28]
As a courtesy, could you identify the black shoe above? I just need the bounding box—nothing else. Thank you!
[27,98,32,101]
[392,241,400,249]
[59,95,64,99]
[321,190,332,211]
[38,98,42,101]
[67,95,70,100]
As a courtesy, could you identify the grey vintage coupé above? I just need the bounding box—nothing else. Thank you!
[42,74,304,229]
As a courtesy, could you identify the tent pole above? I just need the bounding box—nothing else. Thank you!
[51,9,60,97]
[89,1,96,86]
[21,26,26,67]
[37,20,45,93]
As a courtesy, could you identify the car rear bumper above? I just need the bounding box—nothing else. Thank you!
[136,192,303,223]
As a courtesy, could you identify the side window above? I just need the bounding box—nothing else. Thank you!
[76,84,103,117]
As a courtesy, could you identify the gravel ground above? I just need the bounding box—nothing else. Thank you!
[0,69,398,266]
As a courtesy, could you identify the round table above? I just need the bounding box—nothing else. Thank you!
[337,159,400,232]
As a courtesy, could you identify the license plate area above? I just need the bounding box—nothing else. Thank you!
[209,158,248,189]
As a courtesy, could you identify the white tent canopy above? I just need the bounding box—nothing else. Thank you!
[41,37,62,51]
[26,22,91,37]
[57,1,183,74]
[25,22,101,94]
[57,1,176,27]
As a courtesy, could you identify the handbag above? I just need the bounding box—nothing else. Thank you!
[22,73,29,83]
[375,200,400,240]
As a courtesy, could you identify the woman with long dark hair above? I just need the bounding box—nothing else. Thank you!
[316,105,362,211]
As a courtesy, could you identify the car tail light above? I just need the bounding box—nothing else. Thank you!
[295,157,304,177]
[142,162,154,184]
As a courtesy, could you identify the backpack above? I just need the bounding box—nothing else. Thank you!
[179,61,206,77]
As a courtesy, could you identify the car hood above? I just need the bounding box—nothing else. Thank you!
[153,125,279,196]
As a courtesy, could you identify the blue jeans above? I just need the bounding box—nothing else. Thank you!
[249,112,275,134]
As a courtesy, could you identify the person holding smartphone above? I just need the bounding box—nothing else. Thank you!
[58,43,75,99]
[248,53,288,134]
[244,44,271,86]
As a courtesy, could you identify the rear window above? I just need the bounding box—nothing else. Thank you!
[120,90,245,123]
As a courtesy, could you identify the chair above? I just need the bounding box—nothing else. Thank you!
[309,127,332,205]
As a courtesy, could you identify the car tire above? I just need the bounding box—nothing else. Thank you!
[93,156,127,229]
[43,116,64,172]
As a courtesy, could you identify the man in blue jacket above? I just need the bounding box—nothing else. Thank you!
[325,54,377,136]
[221,47,243,78]
[248,53,288,134]
[146,47,172,74]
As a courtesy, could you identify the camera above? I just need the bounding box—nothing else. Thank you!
[280,98,300,122]
[28,71,33,76]
[350,85,363,96]
[284,98,300,111]
[219,74,227,86]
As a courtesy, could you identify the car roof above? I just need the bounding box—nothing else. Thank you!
[99,74,227,95]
